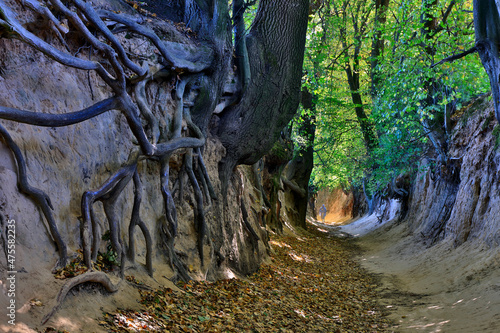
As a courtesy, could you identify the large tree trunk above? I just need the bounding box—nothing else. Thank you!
[216,0,310,175]
[474,0,500,122]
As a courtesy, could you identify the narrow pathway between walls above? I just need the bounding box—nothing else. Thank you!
[92,222,396,332]
[319,214,500,333]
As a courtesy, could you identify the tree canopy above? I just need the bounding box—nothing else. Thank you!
[304,0,490,196]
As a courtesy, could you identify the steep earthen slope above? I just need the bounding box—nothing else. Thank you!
[340,95,500,332]
[0,3,270,331]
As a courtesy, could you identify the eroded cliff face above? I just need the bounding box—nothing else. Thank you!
[0,10,269,326]
[406,95,500,248]
[313,187,354,223]
[341,95,500,332]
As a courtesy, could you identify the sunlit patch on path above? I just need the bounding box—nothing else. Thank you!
[101,223,393,332]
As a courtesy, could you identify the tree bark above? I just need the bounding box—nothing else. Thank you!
[474,0,500,122]
[216,0,310,174]
[282,106,315,229]
[370,0,390,97]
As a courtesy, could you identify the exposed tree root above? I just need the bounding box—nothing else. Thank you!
[128,171,153,277]
[197,147,217,201]
[252,161,271,208]
[160,232,192,283]
[0,124,67,266]
[97,10,214,73]
[41,271,120,325]
[281,175,306,198]
[81,163,137,268]
[160,155,178,239]
[0,97,118,126]
[185,149,207,266]
[240,198,260,242]
[134,62,163,144]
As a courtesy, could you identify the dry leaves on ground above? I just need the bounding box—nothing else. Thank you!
[101,225,393,332]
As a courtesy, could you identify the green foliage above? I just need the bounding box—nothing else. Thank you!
[268,139,292,161]
[99,230,119,267]
[303,0,373,189]
[492,124,500,150]
[305,0,489,193]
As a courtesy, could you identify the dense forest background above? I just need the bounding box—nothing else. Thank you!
[302,0,489,200]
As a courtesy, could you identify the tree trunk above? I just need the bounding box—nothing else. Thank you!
[344,64,378,152]
[420,0,449,163]
[370,0,390,97]
[474,0,500,122]
[216,0,310,175]
[282,110,315,229]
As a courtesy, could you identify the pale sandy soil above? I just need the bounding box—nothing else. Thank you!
[325,214,500,333]
[0,261,181,333]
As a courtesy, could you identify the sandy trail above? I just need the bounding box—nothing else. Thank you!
[318,214,500,332]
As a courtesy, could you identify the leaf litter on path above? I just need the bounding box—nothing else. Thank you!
[101,225,393,332]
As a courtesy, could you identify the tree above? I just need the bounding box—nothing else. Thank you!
[371,0,487,185]
[304,0,377,194]
[329,0,378,152]
[0,0,310,283]
[307,0,488,211]
[370,0,390,97]
[474,0,500,122]
[281,89,316,229]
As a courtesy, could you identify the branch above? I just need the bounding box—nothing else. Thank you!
[98,10,213,73]
[431,46,477,68]
[441,0,456,25]
[0,123,67,266]
[432,0,456,36]
[0,97,118,126]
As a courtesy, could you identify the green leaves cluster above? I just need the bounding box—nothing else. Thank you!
[304,0,489,193]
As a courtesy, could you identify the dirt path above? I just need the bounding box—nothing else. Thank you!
[97,224,394,332]
[332,215,500,333]
[39,214,500,333]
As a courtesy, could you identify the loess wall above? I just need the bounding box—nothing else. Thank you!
[314,187,354,223]
[406,95,500,248]
[0,9,269,320]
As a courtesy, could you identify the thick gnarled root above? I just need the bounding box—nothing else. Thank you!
[41,271,120,325]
